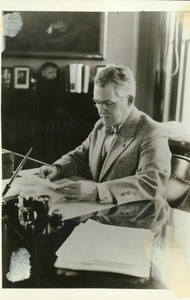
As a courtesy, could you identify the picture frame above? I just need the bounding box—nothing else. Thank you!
[14,67,30,89]
[3,12,107,60]
[1,67,12,88]
[96,65,106,76]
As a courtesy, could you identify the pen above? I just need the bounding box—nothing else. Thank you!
[2,147,33,197]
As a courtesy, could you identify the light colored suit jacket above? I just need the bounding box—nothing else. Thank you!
[54,106,171,209]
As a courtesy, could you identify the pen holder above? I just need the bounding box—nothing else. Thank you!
[33,195,51,217]
[18,206,37,228]
[17,194,51,230]
[49,209,63,229]
[17,193,51,217]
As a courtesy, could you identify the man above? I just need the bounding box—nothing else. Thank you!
[39,64,171,233]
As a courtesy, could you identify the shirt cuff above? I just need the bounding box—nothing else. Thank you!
[96,183,113,203]
[52,164,63,176]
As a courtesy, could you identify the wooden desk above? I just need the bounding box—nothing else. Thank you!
[2,157,165,289]
[2,202,165,289]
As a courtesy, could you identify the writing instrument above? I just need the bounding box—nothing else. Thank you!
[2,147,33,197]
[4,149,50,166]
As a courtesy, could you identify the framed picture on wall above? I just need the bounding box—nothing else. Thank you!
[3,11,107,60]
[96,65,106,75]
[1,68,12,88]
[14,67,30,89]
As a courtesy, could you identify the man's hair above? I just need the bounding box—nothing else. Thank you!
[94,64,136,98]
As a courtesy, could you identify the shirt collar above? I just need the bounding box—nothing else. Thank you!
[105,116,128,135]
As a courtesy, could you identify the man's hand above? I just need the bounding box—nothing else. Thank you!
[58,180,98,201]
[39,165,61,180]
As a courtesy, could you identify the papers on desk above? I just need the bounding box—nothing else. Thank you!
[2,172,72,202]
[54,219,154,278]
[2,169,114,221]
[31,176,70,190]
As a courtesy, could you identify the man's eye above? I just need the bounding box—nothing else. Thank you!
[104,102,113,107]
[93,101,113,107]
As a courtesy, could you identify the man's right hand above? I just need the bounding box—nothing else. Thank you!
[39,165,62,180]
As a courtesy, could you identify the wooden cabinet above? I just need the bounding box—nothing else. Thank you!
[1,86,99,164]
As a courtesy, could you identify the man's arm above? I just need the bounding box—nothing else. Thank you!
[53,131,92,178]
[52,119,102,179]
[39,130,93,181]
[97,131,171,205]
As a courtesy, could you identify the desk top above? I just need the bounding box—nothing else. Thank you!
[1,150,165,289]
[2,197,164,289]
[2,167,114,222]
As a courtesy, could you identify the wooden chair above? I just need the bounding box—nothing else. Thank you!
[166,154,190,211]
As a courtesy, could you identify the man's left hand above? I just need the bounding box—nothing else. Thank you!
[58,180,98,201]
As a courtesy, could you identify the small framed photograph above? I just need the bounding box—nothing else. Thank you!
[1,68,12,88]
[14,67,30,89]
[96,65,106,76]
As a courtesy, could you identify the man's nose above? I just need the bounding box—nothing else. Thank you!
[98,105,106,115]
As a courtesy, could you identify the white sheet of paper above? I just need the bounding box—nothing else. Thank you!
[2,170,114,221]
[54,219,154,278]
[2,173,72,201]
[31,176,72,190]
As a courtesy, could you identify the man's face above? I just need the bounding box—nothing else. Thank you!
[93,84,131,127]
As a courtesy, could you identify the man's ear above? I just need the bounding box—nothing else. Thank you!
[127,95,133,107]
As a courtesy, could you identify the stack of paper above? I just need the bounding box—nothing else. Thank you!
[54,220,154,278]
[2,171,114,221]
[2,174,70,200]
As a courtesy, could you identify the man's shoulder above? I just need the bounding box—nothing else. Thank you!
[138,110,167,137]
[93,119,104,131]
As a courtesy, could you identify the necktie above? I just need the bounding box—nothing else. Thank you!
[99,126,118,172]
[105,126,118,136]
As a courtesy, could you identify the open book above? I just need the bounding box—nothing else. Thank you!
[54,219,154,278]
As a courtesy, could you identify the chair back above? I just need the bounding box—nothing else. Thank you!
[166,154,190,208]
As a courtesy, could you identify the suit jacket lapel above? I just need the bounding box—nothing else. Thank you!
[91,129,106,181]
[99,107,140,181]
